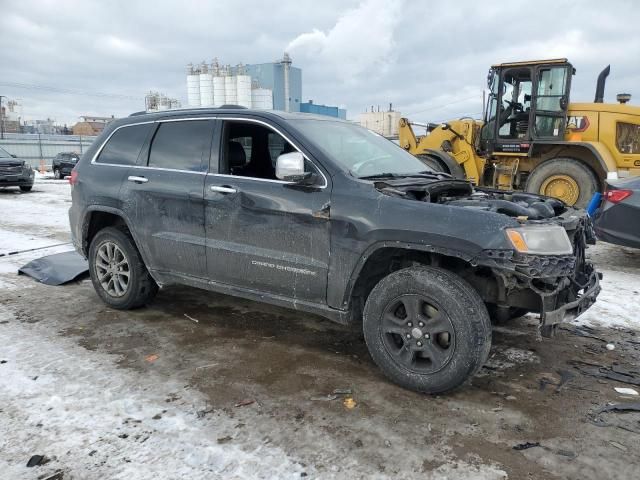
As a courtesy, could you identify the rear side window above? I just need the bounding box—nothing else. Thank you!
[616,122,640,154]
[96,123,152,165]
[148,120,211,171]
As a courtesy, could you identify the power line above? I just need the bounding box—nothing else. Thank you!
[404,93,482,117]
[0,81,143,101]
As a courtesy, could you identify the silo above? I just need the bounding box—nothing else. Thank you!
[211,59,225,106]
[236,74,252,108]
[213,75,225,107]
[224,67,237,105]
[199,63,214,106]
[186,64,201,107]
[251,88,273,110]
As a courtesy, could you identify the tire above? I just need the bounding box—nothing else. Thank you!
[88,226,158,309]
[54,168,61,180]
[525,158,599,208]
[363,266,492,393]
[20,186,33,192]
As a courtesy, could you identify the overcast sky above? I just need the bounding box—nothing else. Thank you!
[1,0,639,126]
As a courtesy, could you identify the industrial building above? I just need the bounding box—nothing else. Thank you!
[358,105,402,137]
[187,54,300,111]
[186,53,344,118]
[72,115,114,136]
[145,91,181,112]
[300,100,346,119]
[0,99,22,134]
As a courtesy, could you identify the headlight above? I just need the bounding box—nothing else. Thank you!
[505,225,573,255]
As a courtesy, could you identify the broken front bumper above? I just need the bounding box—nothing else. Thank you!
[540,266,601,327]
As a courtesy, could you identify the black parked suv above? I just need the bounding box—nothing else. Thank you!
[69,108,601,393]
[0,146,34,191]
[52,152,80,179]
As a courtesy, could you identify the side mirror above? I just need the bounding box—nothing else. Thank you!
[276,151,311,183]
[441,123,450,130]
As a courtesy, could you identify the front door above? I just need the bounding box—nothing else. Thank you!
[204,119,331,304]
[121,119,214,279]
[531,65,572,140]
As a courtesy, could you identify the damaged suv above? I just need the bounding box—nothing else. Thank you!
[69,108,600,393]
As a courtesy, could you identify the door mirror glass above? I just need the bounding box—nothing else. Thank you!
[276,151,309,182]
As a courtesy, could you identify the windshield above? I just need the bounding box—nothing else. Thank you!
[0,147,12,158]
[294,119,431,178]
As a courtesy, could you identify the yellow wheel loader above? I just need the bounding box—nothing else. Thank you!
[398,59,640,207]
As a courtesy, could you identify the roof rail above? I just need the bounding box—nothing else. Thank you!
[130,105,249,117]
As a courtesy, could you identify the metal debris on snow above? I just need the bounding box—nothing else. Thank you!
[234,399,255,407]
[184,313,199,323]
[310,394,338,402]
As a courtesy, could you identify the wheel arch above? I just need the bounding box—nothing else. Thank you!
[342,242,476,323]
[82,207,141,256]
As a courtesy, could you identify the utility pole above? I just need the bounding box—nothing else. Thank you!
[0,95,5,139]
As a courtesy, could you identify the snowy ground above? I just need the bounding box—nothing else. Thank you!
[1,179,639,480]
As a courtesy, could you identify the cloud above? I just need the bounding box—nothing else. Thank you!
[0,0,638,125]
[286,0,402,83]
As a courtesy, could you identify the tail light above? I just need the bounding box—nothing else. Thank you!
[603,189,632,204]
[69,170,78,186]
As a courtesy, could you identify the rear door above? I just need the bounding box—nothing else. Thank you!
[121,118,214,279]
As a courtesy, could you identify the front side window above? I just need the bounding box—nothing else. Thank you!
[222,121,303,180]
[97,123,153,165]
[617,122,640,154]
[148,120,210,171]
[294,120,429,178]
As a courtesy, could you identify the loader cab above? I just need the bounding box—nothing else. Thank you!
[481,59,574,154]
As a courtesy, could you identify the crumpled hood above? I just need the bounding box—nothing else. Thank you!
[374,176,569,220]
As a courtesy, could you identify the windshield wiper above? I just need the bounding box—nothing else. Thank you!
[358,172,401,179]
[359,170,446,180]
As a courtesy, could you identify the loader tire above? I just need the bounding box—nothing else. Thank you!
[525,158,599,208]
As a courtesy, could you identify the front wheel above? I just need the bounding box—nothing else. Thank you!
[20,186,32,192]
[363,266,491,393]
[53,168,61,180]
[89,226,158,309]
[525,158,599,208]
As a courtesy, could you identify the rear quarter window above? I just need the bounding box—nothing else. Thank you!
[96,123,153,165]
[616,122,640,154]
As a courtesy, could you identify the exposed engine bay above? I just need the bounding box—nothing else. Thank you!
[374,177,567,220]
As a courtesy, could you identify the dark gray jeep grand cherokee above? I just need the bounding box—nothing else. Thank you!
[69,108,600,393]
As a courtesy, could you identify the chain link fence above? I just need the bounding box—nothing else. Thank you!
[0,133,97,168]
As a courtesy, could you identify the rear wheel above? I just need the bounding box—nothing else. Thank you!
[89,226,158,309]
[525,158,599,207]
[363,266,491,393]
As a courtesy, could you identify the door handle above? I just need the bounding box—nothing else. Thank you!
[128,175,148,184]
[210,185,237,194]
